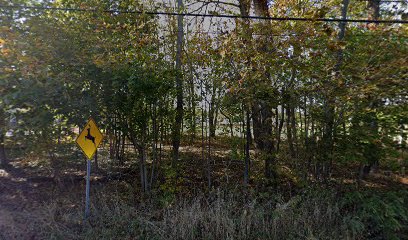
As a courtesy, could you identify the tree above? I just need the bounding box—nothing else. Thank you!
[0,109,7,166]
[172,0,185,164]
[0,0,36,166]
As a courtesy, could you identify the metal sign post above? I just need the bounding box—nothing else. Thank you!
[85,158,91,219]
[75,118,103,220]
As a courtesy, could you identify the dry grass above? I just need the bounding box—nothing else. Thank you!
[36,187,366,240]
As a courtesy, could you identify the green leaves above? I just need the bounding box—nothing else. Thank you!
[342,191,408,239]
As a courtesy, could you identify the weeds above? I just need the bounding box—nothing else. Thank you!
[36,186,408,239]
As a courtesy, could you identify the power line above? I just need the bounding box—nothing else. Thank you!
[356,0,407,3]
[1,5,408,24]
[177,29,408,38]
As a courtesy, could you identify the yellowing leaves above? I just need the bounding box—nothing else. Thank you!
[3,67,14,73]
[220,49,226,58]
[93,55,106,67]
[1,48,11,56]
[328,41,347,51]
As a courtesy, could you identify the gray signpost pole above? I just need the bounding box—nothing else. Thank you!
[85,158,91,219]
[77,119,102,220]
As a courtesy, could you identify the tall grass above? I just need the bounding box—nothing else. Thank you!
[37,187,408,240]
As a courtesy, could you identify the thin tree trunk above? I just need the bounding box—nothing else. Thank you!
[120,132,125,162]
[367,0,380,30]
[94,149,99,172]
[113,115,118,161]
[322,0,349,181]
[191,80,196,141]
[0,133,7,166]
[242,106,246,153]
[158,114,164,175]
[304,96,309,141]
[357,0,381,182]
[287,43,299,160]
[204,98,211,188]
[138,146,147,192]
[291,107,298,156]
[214,98,220,138]
[275,107,279,137]
[287,105,295,158]
[208,85,218,138]
[109,128,114,159]
[363,0,381,179]
[299,108,303,138]
[207,121,212,188]
[303,99,310,182]
[0,109,8,167]
[172,0,184,164]
[220,109,234,138]
[150,103,158,189]
[209,97,216,138]
[244,109,250,185]
[276,106,285,152]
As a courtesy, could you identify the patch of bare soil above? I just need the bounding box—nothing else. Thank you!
[0,162,54,240]
[0,155,90,240]
[0,154,114,240]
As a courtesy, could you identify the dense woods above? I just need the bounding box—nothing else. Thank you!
[1,0,408,239]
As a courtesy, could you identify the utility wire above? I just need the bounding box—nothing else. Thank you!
[175,29,408,37]
[355,0,407,2]
[1,5,408,24]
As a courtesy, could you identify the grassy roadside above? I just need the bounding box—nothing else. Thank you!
[36,184,408,240]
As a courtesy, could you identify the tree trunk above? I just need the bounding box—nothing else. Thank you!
[253,0,268,16]
[207,122,212,188]
[322,0,349,180]
[360,0,381,180]
[94,149,99,172]
[172,0,184,164]
[150,104,158,189]
[0,133,8,167]
[276,106,285,152]
[253,0,276,179]
[367,0,380,30]
[291,107,298,155]
[237,0,253,183]
[244,109,250,185]
[241,0,277,179]
[252,102,275,178]
[220,109,234,138]
[209,99,216,138]
[138,146,147,192]
[287,105,295,158]
[0,109,8,167]
[191,79,196,141]
[120,132,125,162]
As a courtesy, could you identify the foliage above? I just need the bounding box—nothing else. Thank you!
[38,187,408,240]
[341,190,408,239]
[1,1,407,238]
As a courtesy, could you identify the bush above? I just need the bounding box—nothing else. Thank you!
[341,190,408,240]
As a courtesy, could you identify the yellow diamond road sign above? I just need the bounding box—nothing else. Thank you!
[76,118,103,159]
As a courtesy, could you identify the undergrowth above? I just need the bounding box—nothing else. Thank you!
[36,186,408,240]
